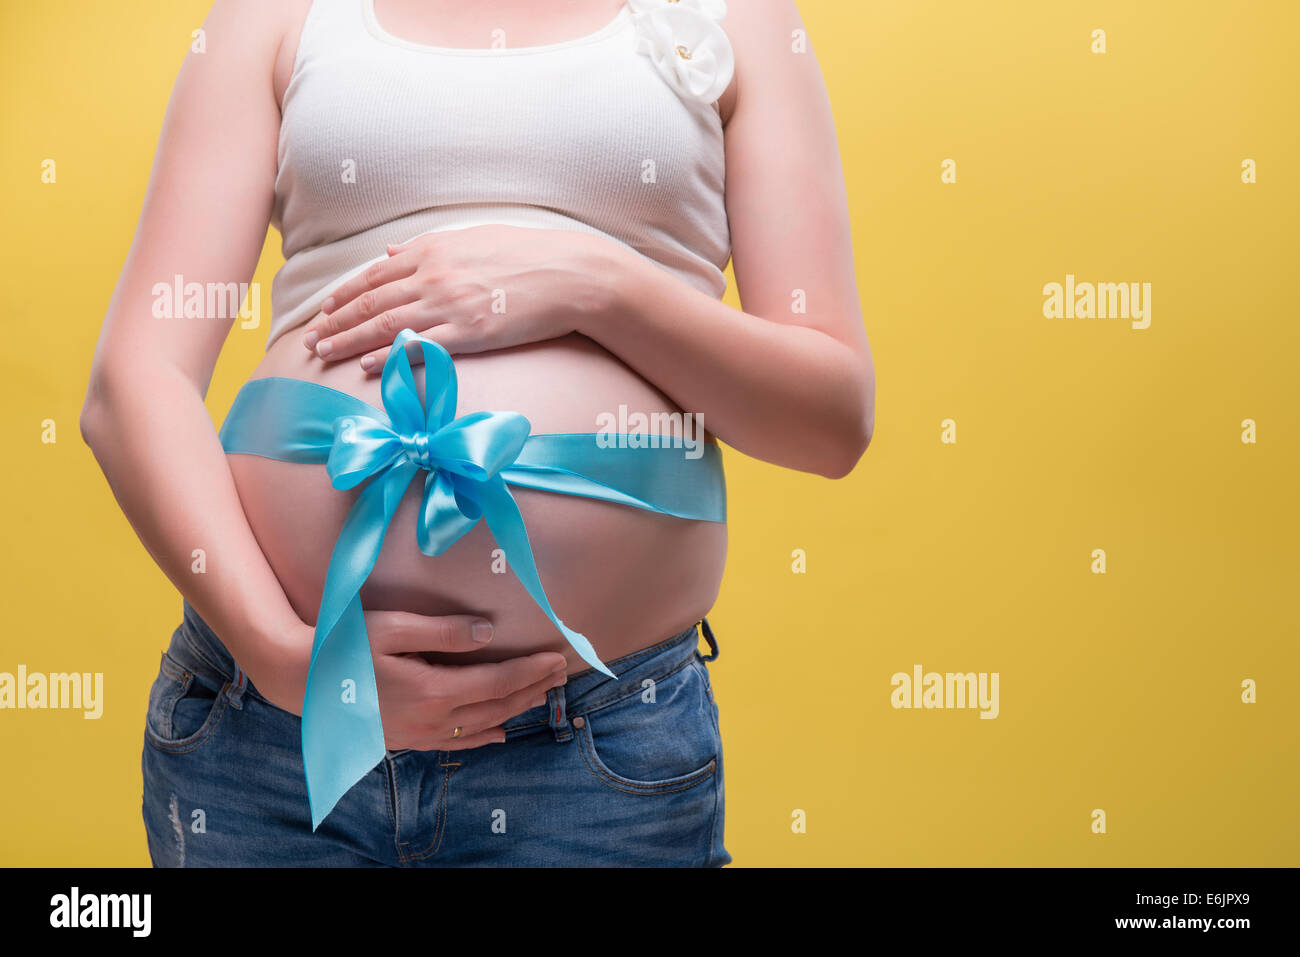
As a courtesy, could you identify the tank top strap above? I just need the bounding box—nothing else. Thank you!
[294,0,371,63]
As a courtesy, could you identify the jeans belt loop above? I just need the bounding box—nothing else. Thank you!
[227,662,248,710]
[699,618,720,662]
[547,685,572,743]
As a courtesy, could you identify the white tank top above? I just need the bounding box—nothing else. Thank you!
[267,0,735,348]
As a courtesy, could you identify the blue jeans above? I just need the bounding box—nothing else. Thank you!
[141,602,730,867]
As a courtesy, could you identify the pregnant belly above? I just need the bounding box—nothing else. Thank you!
[227,327,728,673]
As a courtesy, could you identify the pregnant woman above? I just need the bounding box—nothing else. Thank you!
[81,0,874,867]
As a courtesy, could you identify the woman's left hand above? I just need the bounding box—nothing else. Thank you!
[301,224,621,371]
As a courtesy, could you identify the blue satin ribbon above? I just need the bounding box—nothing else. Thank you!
[218,328,725,829]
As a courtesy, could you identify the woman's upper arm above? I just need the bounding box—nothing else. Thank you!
[721,0,870,358]
[89,0,294,396]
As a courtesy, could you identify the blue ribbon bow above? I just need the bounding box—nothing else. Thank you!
[219,329,726,829]
[325,333,533,562]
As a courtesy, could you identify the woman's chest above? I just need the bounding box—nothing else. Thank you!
[274,44,725,236]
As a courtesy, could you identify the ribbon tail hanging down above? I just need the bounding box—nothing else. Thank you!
[301,458,419,831]
[474,475,615,679]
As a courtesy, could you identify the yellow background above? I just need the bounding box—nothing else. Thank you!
[2,0,1296,866]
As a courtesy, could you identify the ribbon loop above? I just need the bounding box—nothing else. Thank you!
[324,328,532,552]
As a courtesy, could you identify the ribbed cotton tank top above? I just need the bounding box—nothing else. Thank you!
[266,0,735,349]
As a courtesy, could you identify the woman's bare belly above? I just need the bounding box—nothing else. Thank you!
[227,325,728,674]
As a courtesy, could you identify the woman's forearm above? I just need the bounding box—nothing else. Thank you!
[578,242,875,479]
[80,359,309,697]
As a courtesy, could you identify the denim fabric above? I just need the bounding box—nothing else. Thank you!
[141,602,730,867]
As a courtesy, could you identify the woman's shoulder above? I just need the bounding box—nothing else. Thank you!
[711,0,807,128]
[714,0,832,129]
[198,0,315,113]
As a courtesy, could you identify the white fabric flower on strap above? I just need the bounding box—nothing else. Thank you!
[630,0,734,106]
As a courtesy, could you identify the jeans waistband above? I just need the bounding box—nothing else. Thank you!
[171,601,250,695]
[169,600,718,726]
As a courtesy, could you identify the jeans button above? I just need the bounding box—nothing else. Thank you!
[572,716,586,729]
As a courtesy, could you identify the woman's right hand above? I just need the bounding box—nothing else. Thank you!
[255,612,569,751]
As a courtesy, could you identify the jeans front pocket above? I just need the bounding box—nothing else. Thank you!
[576,657,718,796]
[144,651,231,754]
